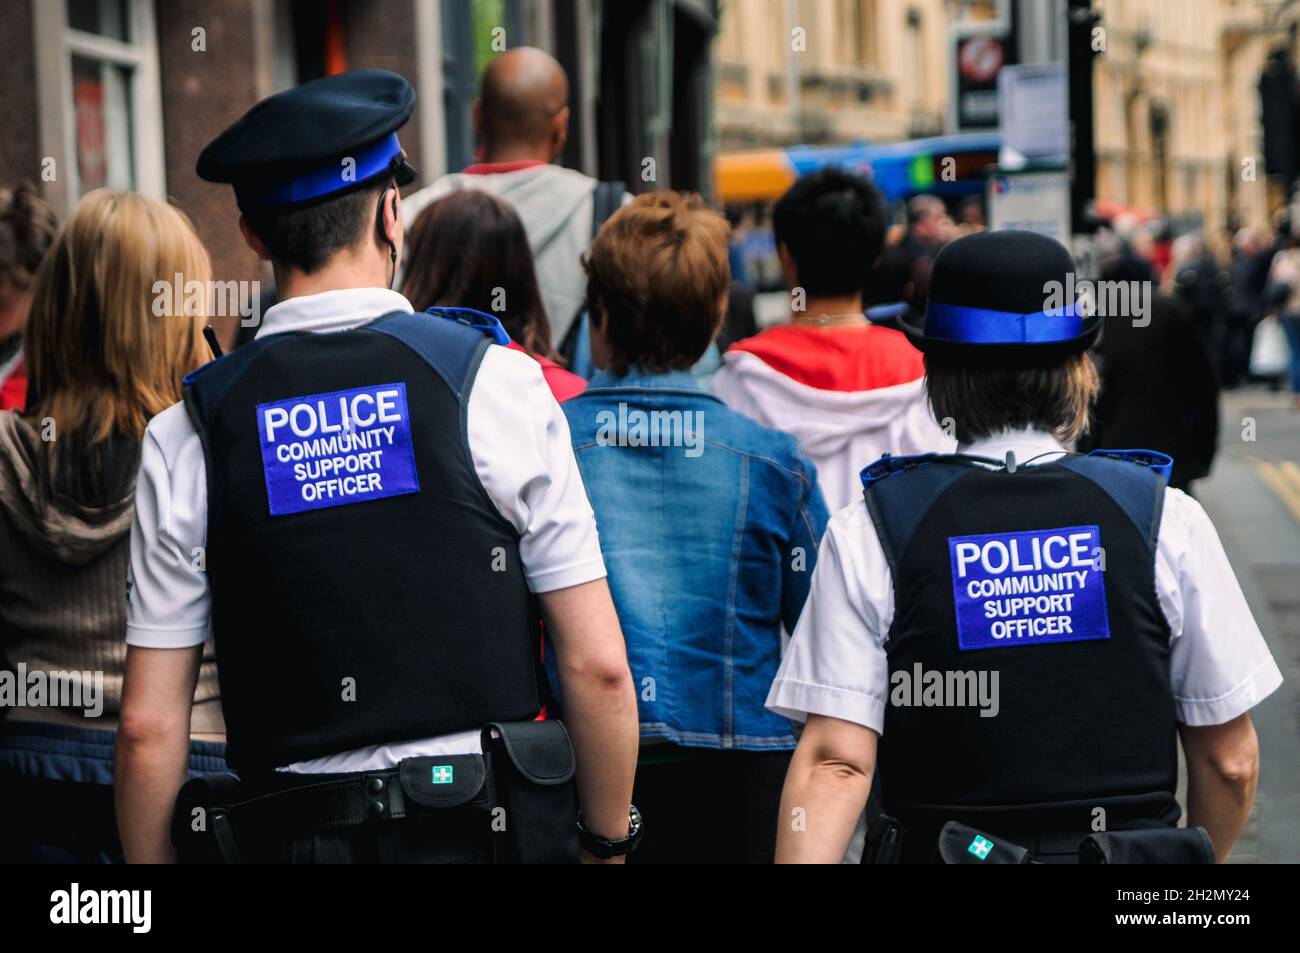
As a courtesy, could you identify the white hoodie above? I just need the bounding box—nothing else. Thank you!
[713,323,954,513]
[404,163,624,344]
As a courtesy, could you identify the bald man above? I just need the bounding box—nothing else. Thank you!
[404,47,629,346]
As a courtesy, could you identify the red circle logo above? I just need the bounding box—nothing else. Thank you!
[960,36,1005,83]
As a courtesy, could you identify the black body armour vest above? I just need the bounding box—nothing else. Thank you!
[184,310,542,773]
[861,451,1179,858]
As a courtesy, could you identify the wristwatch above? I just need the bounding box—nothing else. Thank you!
[577,804,643,858]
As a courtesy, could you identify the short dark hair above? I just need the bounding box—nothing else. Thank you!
[924,353,1100,446]
[242,178,392,274]
[772,168,886,297]
[584,191,729,376]
[402,190,557,359]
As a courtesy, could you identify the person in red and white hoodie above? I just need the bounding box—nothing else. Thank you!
[714,169,953,512]
[0,182,58,412]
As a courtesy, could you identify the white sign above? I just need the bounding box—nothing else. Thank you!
[987,170,1071,244]
[998,63,1069,165]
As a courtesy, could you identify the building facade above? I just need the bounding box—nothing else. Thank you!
[0,0,719,342]
[713,0,956,149]
[1092,0,1293,233]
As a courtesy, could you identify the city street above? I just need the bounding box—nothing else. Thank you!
[1,0,1298,893]
[1199,388,1300,862]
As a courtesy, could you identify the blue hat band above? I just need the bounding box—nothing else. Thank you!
[925,300,1084,345]
[237,132,403,209]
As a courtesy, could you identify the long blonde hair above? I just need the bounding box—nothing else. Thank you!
[24,190,211,446]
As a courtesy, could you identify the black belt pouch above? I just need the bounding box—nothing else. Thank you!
[481,720,580,864]
[1079,827,1216,864]
[936,821,1034,864]
[172,772,243,863]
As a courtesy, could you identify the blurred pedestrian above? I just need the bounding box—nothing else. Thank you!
[1111,214,1159,283]
[868,193,953,310]
[403,190,586,402]
[955,194,985,235]
[564,191,829,863]
[1170,232,1232,382]
[0,182,58,411]
[0,191,225,863]
[403,47,629,350]
[1264,233,1300,408]
[1224,226,1268,389]
[1082,254,1219,492]
[713,169,951,512]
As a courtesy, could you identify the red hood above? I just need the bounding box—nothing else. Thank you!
[726,323,924,392]
[506,340,587,402]
[0,356,25,412]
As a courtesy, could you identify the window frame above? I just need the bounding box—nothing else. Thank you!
[32,0,166,213]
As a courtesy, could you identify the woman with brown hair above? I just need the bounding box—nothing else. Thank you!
[402,189,587,401]
[0,190,225,863]
[563,192,829,863]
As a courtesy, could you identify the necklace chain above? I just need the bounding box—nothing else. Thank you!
[790,311,867,328]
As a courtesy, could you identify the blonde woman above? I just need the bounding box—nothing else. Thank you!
[0,191,225,863]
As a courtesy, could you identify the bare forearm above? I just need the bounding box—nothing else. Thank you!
[559,662,639,842]
[115,733,190,864]
[1180,715,1260,863]
[539,579,639,861]
[1185,759,1256,862]
[775,756,871,863]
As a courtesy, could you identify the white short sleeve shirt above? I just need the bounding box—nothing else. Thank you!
[126,288,607,770]
[767,429,1284,734]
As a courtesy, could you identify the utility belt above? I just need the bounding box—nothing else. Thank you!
[864,815,1216,865]
[172,720,579,864]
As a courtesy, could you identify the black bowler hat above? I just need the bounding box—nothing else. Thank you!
[899,229,1102,367]
[197,69,417,211]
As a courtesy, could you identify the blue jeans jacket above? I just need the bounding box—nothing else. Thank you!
[564,368,829,749]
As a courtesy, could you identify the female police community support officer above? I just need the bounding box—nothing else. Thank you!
[113,70,644,864]
[768,229,1283,864]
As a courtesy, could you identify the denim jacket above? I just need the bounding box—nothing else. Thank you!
[563,368,829,750]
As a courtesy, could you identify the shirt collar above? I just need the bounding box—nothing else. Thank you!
[587,367,709,394]
[958,427,1067,465]
[257,287,414,338]
[462,159,548,176]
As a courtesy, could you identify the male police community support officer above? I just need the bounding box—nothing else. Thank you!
[768,230,1283,864]
[113,70,642,863]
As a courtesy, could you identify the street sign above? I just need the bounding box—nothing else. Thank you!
[988,169,1071,244]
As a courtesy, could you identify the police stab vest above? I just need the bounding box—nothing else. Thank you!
[860,450,1179,854]
[184,310,543,772]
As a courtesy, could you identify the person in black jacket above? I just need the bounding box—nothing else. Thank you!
[1082,253,1219,493]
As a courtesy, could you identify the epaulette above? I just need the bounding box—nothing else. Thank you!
[1085,449,1174,484]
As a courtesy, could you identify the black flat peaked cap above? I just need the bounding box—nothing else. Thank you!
[197,69,416,207]
[900,229,1103,367]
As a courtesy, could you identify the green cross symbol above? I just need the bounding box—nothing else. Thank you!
[968,835,994,860]
[432,765,454,784]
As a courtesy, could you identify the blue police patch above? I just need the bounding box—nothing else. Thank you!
[948,525,1110,651]
[257,382,420,516]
